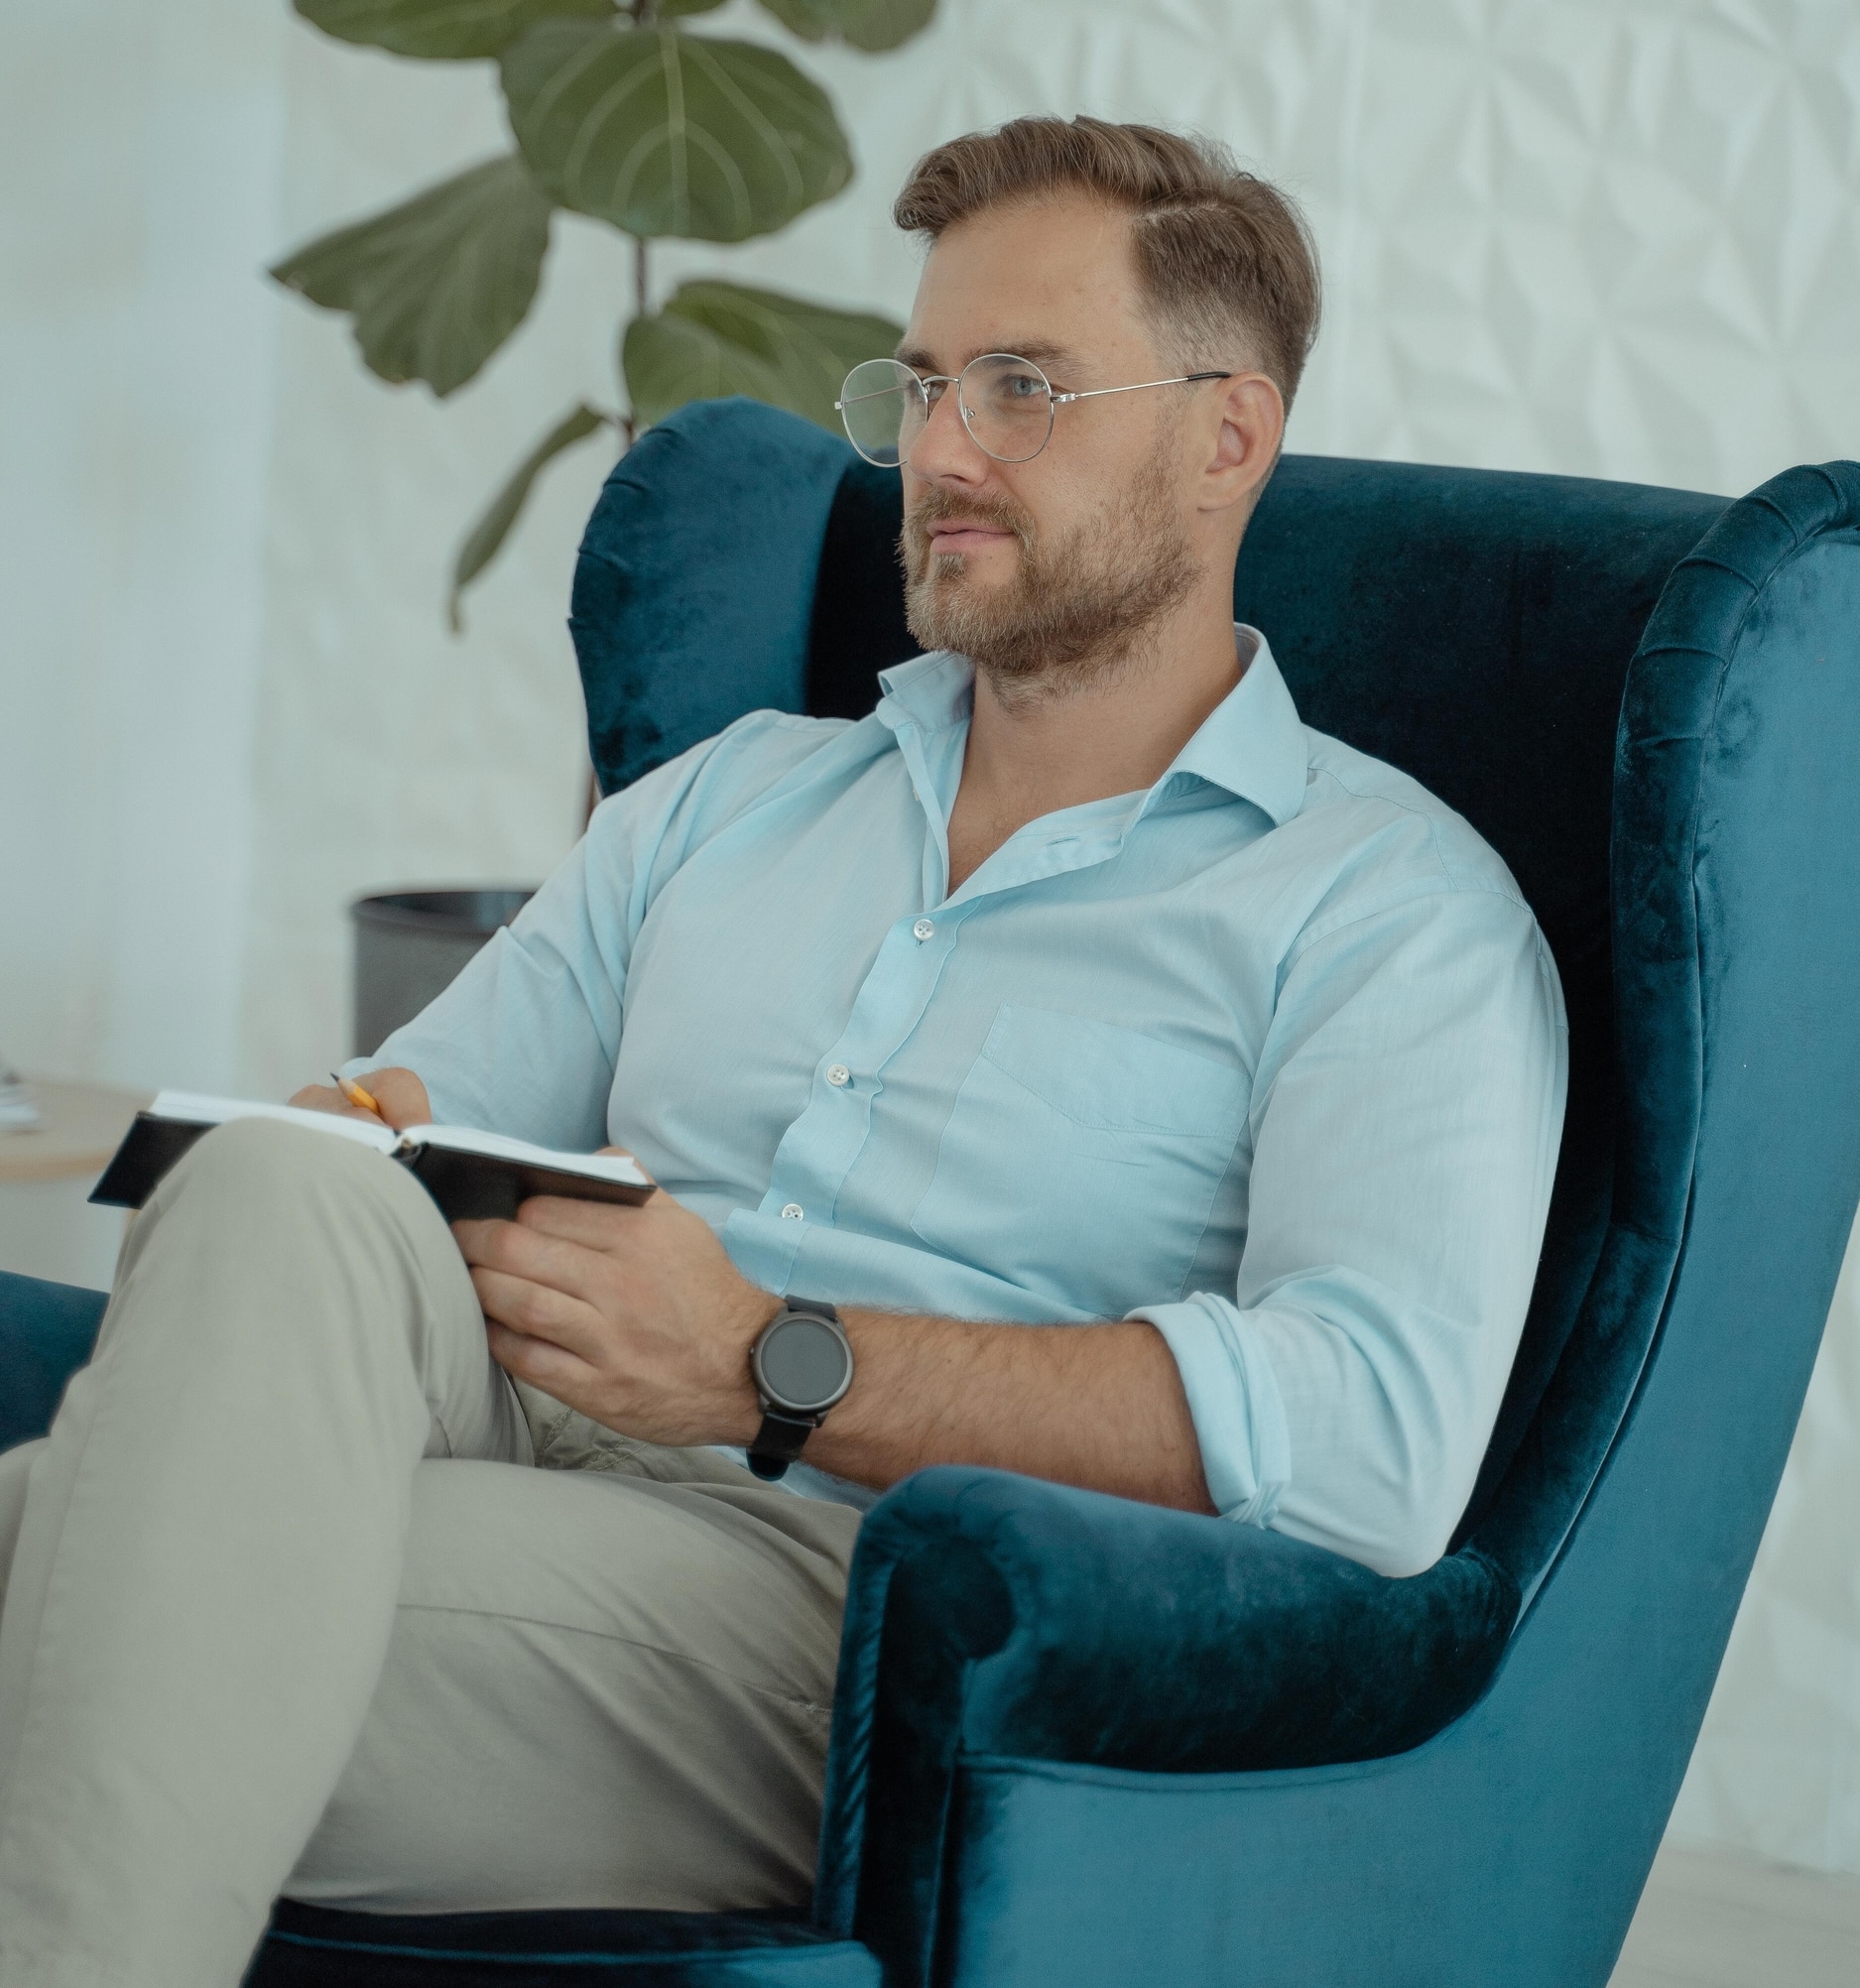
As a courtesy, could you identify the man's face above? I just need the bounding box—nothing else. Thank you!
[897,192,1205,689]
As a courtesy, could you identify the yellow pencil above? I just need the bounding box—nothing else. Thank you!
[330,1072,386,1121]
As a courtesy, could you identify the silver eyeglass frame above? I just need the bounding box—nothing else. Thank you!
[834,351,1234,468]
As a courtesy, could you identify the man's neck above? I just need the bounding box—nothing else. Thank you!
[944,591,1246,893]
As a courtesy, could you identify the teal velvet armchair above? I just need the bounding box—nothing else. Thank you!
[2,402,1857,1988]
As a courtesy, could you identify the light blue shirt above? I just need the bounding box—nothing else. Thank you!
[370,629,1566,1577]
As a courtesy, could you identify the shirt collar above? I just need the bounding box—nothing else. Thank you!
[874,649,975,737]
[874,625,1310,830]
[1167,626,1310,827]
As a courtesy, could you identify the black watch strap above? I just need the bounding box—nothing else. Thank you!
[747,1408,819,1481]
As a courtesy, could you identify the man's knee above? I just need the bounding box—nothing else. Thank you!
[150,1118,451,1261]
[165,1115,396,1206]
[125,1116,479,1359]
[103,1118,518,1457]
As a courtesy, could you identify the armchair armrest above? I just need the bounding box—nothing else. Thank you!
[0,1271,108,1452]
[814,1467,1518,1965]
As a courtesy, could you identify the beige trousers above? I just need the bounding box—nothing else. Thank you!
[0,1119,860,1988]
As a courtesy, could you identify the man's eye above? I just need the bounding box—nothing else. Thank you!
[1002,372,1046,400]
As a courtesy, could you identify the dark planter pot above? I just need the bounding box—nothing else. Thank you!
[350,888,534,1059]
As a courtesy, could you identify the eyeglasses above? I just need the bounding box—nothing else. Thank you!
[835,352,1233,468]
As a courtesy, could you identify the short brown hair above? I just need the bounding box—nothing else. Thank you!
[895,116,1322,411]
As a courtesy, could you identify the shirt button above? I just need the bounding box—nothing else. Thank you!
[781,1202,804,1220]
[826,1064,851,1088]
[913,918,935,940]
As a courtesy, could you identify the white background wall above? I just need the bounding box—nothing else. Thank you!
[2,0,1858,1878]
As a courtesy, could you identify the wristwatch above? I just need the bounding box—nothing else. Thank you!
[747,1298,854,1481]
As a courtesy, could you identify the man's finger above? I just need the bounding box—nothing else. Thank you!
[450,1217,501,1260]
[468,1266,605,1358]
[513,1196,645,1249]
[360,1065,433,1132]
[453,1216,601,1295]
[287,1083,384,1123]
[485,1317,599,1394]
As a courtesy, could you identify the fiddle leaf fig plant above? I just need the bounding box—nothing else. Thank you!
[273,0,930,629]
[624,280,903,429]
[271,157,555,398]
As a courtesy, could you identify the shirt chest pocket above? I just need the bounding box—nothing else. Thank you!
[910,1005,1247,1317]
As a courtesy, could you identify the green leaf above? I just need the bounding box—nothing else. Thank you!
[271,155,552,398]
[501,21,852,242]
[295,0,617,62]
[624,279,901,431]
[449,402,614,631]
[753,0,935,54]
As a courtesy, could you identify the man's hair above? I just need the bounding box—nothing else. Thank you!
[894,116,1322,411]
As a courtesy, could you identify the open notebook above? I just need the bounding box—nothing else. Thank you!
[90,1092,655,1223]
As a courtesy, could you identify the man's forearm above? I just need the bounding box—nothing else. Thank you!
[452,1188,1217,1515]
[804,1311,1217,1515]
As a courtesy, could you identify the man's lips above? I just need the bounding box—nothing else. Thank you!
[926,520,1018,556]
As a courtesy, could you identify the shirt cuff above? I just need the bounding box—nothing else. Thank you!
[1130,1293,1291,1527]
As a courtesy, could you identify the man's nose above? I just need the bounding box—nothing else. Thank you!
[907,381,991,485]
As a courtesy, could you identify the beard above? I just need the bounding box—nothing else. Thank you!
[900,435,1199,696]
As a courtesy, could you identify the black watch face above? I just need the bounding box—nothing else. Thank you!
[757,1314,851,1415]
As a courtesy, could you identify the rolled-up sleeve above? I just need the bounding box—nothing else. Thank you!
[1135,884,1567,1578]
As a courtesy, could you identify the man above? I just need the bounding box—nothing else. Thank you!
[0,118,1565,1985]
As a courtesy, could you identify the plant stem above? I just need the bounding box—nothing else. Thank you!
[617,232,650,445]
[619,0,653,439]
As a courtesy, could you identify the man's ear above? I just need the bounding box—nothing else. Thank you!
[1200,372,1285,516]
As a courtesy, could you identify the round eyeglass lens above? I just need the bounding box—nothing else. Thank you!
[838,358,927,468]
[957,354,1055,463]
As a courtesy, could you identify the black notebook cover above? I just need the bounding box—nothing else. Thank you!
[400,1142,654,1223]
[91,1113,655,1224]
[90,1114,215,1210]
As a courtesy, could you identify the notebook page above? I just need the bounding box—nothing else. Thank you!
[149,1092,401,1156]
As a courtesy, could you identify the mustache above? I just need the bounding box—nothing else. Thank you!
[902,487,1036,557]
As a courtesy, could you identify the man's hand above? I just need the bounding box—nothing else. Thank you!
[459,1181,1214,1510]
[455,1184,780,1448]
[288,1066,433,1130]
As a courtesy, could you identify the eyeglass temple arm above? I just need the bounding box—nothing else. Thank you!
[1052,371,1234,406]
[836,370,1232,413]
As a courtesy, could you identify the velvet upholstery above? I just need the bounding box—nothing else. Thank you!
[571,399,853,797]
[247,1904,879,1988]
[0,1269,105,1452]
[2,407,1855,1987]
